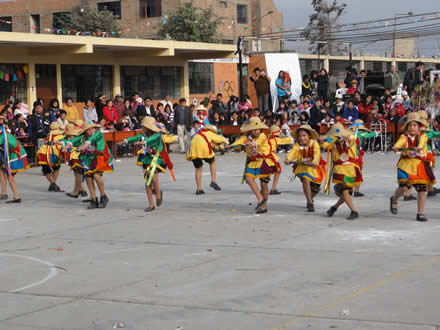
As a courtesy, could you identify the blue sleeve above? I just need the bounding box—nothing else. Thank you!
[28,118,33,138]
[50,113,56,122]
[353,109,359,121]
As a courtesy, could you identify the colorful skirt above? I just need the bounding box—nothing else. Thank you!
[397,163,436,185]
[84,155,114,176]
[296,166,324,184]
[1,154,29,174]
[332,164,363,187]
[245,160,277,179]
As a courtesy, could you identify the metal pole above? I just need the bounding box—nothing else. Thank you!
[280,39,283,53]
[238,38,244,99]
[393,15,397,58]
[318,44,321,68]
[349,42,352,69]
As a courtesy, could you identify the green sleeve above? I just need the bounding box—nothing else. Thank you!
[358,131,377,144]
[68,135,85,147]
[425,130,440,140]
[6,134,18,149]
[145,134,162,150]
[126,133,145,144]
[88,131,106,152]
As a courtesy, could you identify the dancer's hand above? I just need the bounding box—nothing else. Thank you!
[392,146,398,153]
[284,159,291,165]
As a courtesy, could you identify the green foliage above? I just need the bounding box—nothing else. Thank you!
[156,2,223,43]
[53,7,121,33]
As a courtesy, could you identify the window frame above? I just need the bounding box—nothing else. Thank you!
[97,1,122,19]
[0,17,12,32]
[237,4,248,24]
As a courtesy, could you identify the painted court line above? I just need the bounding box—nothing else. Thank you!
[274,255,440,329]
[0,253,58,293]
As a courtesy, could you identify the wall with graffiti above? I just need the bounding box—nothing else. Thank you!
[214,63,238,98]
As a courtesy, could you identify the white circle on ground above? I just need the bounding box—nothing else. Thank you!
[0,253,58,293]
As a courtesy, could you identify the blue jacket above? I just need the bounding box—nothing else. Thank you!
[343,105,359,122]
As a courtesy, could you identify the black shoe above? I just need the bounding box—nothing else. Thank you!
[327,206,337,217]
[428,191,436,197]
[403,195,417,201]
[98,195,109,209]
[433,187,440,194]
[416,214,428,222]
[48,183,55,192]
[66,193,79,199]
[270,189,281,195]
[52,183,61,192]
[255,198,268,210]
[5,198,21,204]
[390,197,398,215]
[82,199,93,203]
[196,190,205,195]
[353,192,364,197]
[79,190,88,197]
[156,191,163,207]
[144,206,156,212]
[306,203,315,212]
[210,181,221,191]
[0,194,8,200]
[87,198,99,209]
[256,208,268,214]
[347,211,359,220]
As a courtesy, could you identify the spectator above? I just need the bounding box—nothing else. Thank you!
[57,110,68,129]
[155,103,168,125]
[83,99,98,123]
[227,96,239,116]
[118,109,136,131]
[359,95,373,121]
[343,100,359,124]
[64,97,80,123]
[387,108,400,124]
[174,98,193,153]
[321,113,334,127]
[288,100,300,118]
[14,113,28,136]
[330,95,345,118]
[401,91,412,112]
[386,66,400,94]
[28,102,55,148]
[47,99,62,118]
[380,88,392,103]
[130,92,140,110]
[328,71,338,101]
[404,61,424,95]
[250,67,271,113]
[289,111,300,125]
[299,111,309,125]
[3,104,14,122]
[302,74,313,96]
[238,95,252,112]
[160,95,173,109]
[164,104,174,132]
[95,94,106,120]
[353,91,362,106]
[317,69,329,98]
[309,97,324,133]
[275,71,290,105]
[391,98,406,118]
[211,111,225,127]
[372,98,384,114]
[275,101,287,116]
[103,100,118,127]
[346,80,358,95]
[357,70,368,95]
[230,111,239,126]
[344,66,356,87]
[210,93,226,117]
[383,95,393,117]
[13,100,29,119]
[136,97,155,121]
[113,94,125,119]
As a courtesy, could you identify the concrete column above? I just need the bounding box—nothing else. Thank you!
[56,63,62,103]
[323,57,330,72]
[26,63,37,107]
[113,64,121,97]
[360,59,365,70]
[182,61,190,101]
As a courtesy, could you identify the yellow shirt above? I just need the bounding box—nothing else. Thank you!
[394,133,428,177]
[231,133,275,168]
[286,139,323,183]
[64,104,80,122]
[187,130,227,160]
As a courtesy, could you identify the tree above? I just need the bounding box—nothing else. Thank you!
[156,2,223,43]
[53,7,121,33]
[300,0,347,55]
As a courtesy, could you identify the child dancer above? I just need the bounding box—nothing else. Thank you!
[390,113,435,222]
[62,121,113,209]
[63,124,88,199]
[285,124,325,212]
[187,125,227,195]
[121,117,176,212]
[37,122,65,192]
[230,117,279,214]
[0,115,29,203]
[351,119,378,197]
[267,125,292,195]
[321,123,363,220]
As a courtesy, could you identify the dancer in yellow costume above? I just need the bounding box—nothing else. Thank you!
[267,125,291,195]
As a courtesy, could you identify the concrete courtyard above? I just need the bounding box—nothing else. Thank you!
[1,152,440,330]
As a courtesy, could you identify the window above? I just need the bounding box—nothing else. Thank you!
[61,65,113,102]
[219,1,227,8]
[189,63,213,95]
[0,17,12,32]
[140,0,162,18]
[52,12,70,29]
[237,4,248,24]
[31,14,40,33]
[120,66,182,100]
[0,63,27,104]
[97,1,121,19]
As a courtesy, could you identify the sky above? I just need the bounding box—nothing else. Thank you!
[273,0,440,56]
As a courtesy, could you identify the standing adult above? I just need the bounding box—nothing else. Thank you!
[28,102,55,148]
[250,67,271,113]
[344,66,356,88]
[95,94,107,121]
[136,97,156,122]
[317,69,329,99]
[404,61,424,96]
[102,100,118,127]
[210,93,226,117]
[275,71,291,106]
[174,98,193,153]
[357,70,368,96]
[386,66,400,94]
[328,71,338,102]
[309,97,324,133]
[113,94,125,119]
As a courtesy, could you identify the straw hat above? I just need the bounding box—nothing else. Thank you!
[240,117,268,133]
[353,119,370,131]
[401,112,424,132]
[80,120,100,134]
[65,123,80,136]
[74,120,84,128]
[141,116,161,133]
[291,124,319,140]
[417,110,428,120]
[196,105,207,111]
[324,123,353,138]
[203,125,218,134]
[269,125,281,137]
[49,122,65,135]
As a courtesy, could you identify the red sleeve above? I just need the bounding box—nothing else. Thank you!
[113,108,119,122]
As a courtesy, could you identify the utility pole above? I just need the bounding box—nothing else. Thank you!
[236,37,244,99]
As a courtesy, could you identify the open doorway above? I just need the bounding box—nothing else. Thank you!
[36,64,57,106]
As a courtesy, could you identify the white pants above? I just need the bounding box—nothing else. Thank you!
[177,125,186,152]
